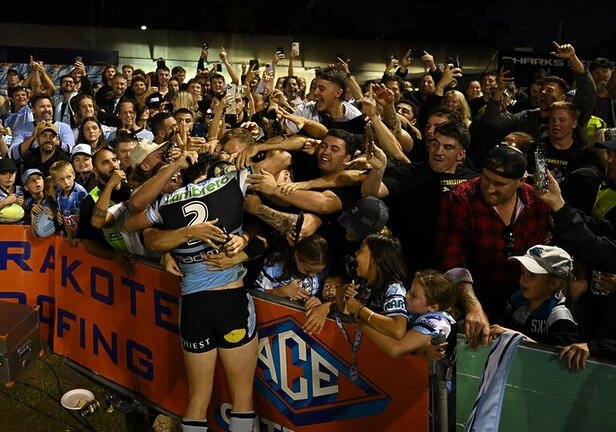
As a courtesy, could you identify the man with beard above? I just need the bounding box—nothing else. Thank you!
[285,65,365,136]
[151,112,177,144]
[361,119,478,274]
[10,94,75,160]
[21,122,70,178]
[436,145,551,348]
[54,74,78,127]
[76,147,135,274]
[99,74,129,128]
[588,57,615,127]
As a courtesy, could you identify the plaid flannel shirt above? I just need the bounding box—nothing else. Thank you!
[436,177,551,321]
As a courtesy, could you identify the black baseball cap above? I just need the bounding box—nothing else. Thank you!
[483,145,528,179]
[145,92,163,108]
[589,57,611,72]
[0,158,18,173]
[337,197,389,241]
[595,139,616,150]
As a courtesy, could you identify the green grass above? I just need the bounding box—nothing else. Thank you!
[0,345,158,432]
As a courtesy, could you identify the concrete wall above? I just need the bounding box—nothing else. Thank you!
[0,22,496,84]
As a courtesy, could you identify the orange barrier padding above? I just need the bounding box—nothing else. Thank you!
[0,226,428,430]
[206,297,428,431]
[0,225,56,340]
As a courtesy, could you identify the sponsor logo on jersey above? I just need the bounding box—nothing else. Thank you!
[163,176,231,205]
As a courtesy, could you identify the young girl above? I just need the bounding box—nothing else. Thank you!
[353,269,459,358]
[491,244,578,345]
[342,234,410,340]
[255,234,330,302]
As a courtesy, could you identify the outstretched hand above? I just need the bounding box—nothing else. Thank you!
[550,41,576,60]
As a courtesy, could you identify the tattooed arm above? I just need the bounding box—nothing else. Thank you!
[244,194,322,235]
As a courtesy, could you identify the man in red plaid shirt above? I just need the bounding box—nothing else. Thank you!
[436,146,551,348]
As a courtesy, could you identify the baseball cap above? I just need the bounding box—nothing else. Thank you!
[337,197,389,241]
[145,92,163,109]
[71,143,93,160]
[589,57,611,72]
[35,121,58,137]
[0,158,18,173]
[483,145,527,179]
[595,139,616,151]
[509,245,572,279]
[7,68,20,76]
[21,168,44,184]
[129,139,168,168]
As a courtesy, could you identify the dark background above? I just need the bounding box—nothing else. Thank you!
[5,1,616,58]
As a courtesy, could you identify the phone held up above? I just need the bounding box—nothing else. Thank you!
[445,54,460,69]
[534,148,549,190]
[292,42,300,56]
[224,84,238,128]
[293,211,304,245]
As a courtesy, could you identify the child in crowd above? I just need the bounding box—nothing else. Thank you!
[303,272,349,336]
[342,234,409,340]
[0,157,24,223]
[21,169,45,224]
[31,176,59,238]
[490,245,579,346]
[358,270,459,358]
[49,160,87,241]
[255,234,330,302]
[70,144,96,192]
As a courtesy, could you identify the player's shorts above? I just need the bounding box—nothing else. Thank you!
[179,287,256,353]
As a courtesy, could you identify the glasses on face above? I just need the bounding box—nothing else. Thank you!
[502,226,515,257]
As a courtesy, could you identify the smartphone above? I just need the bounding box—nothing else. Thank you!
[389,54,397,62]
[75,56,82,63]
[203,42,209,50]
[445,55,460,69]
[191,122,206,137]
[292,42,300,56]
[226,83,237,114]
[411,49,424,58]
[365,121,375,155]
[502,58,515,76]
[276,46,284,54]
[294,211,304,245]
[336,53,348,62]
[264,63,272,73]
[534,148,548,190]
[249,58,259,70]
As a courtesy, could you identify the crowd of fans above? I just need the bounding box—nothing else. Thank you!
[1,41,616,431]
